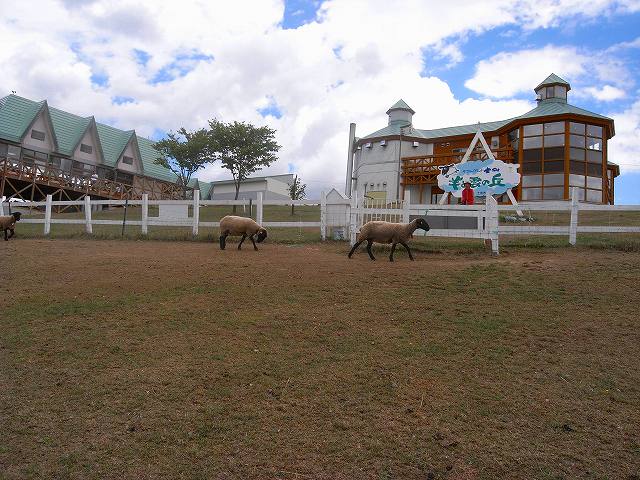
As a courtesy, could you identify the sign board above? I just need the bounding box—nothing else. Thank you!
[437,159,520,198]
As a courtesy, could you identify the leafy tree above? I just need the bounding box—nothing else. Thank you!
[154,128,210,198]
[288,174,307,215]
[207,120,280,212]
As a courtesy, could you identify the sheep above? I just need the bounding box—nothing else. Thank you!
[219,215,268,251]
[348,217,430,262]
[1,212,21,241]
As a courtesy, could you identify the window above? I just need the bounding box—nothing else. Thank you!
[122,156,134,165]
[570,122,585,135]
[587,125,602,137]
[544,122,564,135]
[586,177,602,189]
[570,135,585,148]
[522,175,542,187]
[544,134,564,147]
[543,187,564,200]
[586,163,602,177]
[80,143,93,154]
[586,190,602,203]
[523,124,542,136]
[586,137,602,151]
[522,188,542,200]
[30,129,46,141]
[544,161,564,173]
[523,137,542,149]
[566,123,605,203]
[544,174,564,186]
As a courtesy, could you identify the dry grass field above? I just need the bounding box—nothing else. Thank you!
[1,238,639,479]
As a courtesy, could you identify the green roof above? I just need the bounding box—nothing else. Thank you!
[0,94,183,184]
[48,107,91,156]
[535,73,571,91]
[0,95,45,143]
[386,99,415,115]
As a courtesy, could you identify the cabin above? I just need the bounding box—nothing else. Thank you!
[346,74,619,204]
[0,94,193,202]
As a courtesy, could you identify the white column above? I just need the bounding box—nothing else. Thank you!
[257,192,263,225]
[569,186,578,246]
[192,189,200,236]
[403,190,411,223]
[141,193,149,235]
[0,198,5,216]
[44,194,52,236]
[486,194,499,255]
[84,195,92,234]
[320,191,327,241]
[349,193,358,246]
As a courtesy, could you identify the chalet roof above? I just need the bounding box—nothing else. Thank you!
[0,94,179,183]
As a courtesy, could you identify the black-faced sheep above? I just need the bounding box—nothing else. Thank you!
[1,212,21,241]
[219,215,268,251]
[348,217,430,261]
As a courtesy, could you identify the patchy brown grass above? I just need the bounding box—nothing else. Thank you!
[1,239,639,479]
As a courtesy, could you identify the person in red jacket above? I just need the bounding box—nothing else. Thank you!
[461,181,475,205]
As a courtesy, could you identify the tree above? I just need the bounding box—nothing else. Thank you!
[154,127,210,199]
[207,120,280,212]
[288,174,307,215]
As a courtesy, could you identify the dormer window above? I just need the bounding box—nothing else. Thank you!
[122,155,134,165]
[31,129,45,141]
[80,143,93,154]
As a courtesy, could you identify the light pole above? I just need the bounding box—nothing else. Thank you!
[396,123,411,199]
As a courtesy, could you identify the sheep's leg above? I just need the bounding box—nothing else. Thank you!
[237,234,247,250]
[366,239,375,261]
[219,232,229,250]
[389,242,397,262]
[400,241,414,261]
[4,229,8,241]
[348,240,363,258]
[250,234,258,251]
[8,228,14,240]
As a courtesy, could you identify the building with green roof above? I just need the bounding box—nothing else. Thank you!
[0,94,204,201]
[347,74,619,204]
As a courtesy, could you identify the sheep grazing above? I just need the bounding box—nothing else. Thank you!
[348,217,430,262]
[1,212,22,241]
[219,215,267,251]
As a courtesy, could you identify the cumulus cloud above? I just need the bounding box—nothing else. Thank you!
[607,100,640,171]
[1,0,639,193]
[584,85,626,101]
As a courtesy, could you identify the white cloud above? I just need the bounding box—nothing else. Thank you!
[608,99,640,172]
[1,0,639,194]
[584,85,626,101]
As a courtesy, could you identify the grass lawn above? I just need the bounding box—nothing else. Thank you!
[1,239,639,479]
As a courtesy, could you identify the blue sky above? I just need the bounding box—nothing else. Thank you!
[1,0,639,201]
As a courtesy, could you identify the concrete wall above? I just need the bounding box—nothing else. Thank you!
[210,179,291,200]
[353,139,433,201]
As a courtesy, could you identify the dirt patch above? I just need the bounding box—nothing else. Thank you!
[1,239,639,479]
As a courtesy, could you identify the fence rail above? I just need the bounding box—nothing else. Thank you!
[2,188,639,254]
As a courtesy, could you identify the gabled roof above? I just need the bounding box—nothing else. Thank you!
[0,94,185,184]
[386,99,415,115]
[535,73,571,91]
[70,117,106,163]
[94,123,134,168]
[49,106,91,156]
[0,94,45,143]
[25,101,60,152]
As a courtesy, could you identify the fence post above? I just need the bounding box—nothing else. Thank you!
[0,199,4,216]
[403,190,411,223]
[349,192,358,246]
[84,195,92,234]
[141,193,148,235]
[320,190,327,241]
[44,194,52,236]
[569,186,578,246]
[257,192,263,226]
[192,189,200,236]
[486,194,499,255]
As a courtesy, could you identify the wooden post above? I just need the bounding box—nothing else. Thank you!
[44,194,52,235]
[192,189,200,236]
[84,195,92,234]
[403,190,411,223]
[121,198,128,237]
[569,186,578,246]
[257,192,263,226]
[141,193,148,235]
[320,191,327,241]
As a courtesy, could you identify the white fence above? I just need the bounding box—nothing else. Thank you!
[2,188,639,255]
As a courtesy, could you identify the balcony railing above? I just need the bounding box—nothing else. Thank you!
[401,147,515,185]
[1,155,185,200]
